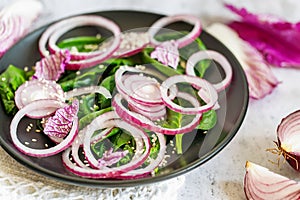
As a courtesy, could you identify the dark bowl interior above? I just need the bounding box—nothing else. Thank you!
[0,11,248,187]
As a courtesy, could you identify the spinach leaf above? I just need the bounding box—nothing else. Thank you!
[160,99,185,154]
[103,58,135,69]
[97,74,115,109]
[57,36,103,52]
[58,65,106,91]
[0,65,28,115]
[77,94,97,118]
[197,109,217,130]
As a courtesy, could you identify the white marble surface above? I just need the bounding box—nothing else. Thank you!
[2,0,300,199]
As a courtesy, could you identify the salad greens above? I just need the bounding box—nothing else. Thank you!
[0,32,218,173]
[57,36,103,52]
[0,65,32,115]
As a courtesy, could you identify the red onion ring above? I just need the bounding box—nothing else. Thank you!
[186,50,233,92]
[71,111,119,168]
[71,127,113,168]
[39,15,121,70]
[128,103,166,121]
[127,97,166,113]
[99,32,150,58]
[14,79,65,118]
[10,99,78,157]
[160,75,218,115]
[148,14,202,48]
[118,132,166,179]
[115,66,164,105]
[115,65,177,106]
[62,116,151,178]
[112,92,202,135]
[83,113,150,170]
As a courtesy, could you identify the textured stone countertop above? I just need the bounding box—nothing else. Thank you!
[1,0,300,199]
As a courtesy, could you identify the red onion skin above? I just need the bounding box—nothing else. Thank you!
[277,110,300,172]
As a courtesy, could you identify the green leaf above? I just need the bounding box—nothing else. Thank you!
[58,65,107,91]
[0,65,29,115]
[77,94,97,118]
[98,74,116,109]
[175,134,183,154]
[103,58,135,68]
[196,110,217,130]
[57,36,103,52]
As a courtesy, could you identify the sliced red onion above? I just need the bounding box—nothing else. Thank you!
[71,112,119,169]
[128,103,166,121]
[0,0,42,58]
[99,32,150,58]
[186,50,233,92]
[115,66,164,105]
[62,117,151,178]
[206,23,279,99]
[39,15,121,70]
[65,85,111,100]
[244,161,300,200]
[118,132,166,179]
[160,75,218,115]
[33,50,71,81]
[148,14,202,48]
[71,127,114,168]
[14,79,65,117]
[127,98,166,113]
[44,100,79,139]
[122,74,162,105]
[10,99,78,157]
[112,92,202,135]
[277,110,300,171]
[83,114,149,170]
[150,40,180,69]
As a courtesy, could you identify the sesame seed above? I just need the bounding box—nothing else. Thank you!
[35,129,41,133]
[76,71,81,75]
[24,66,29,72]
[31,138,37,142]
[1,77,6,81]
[45,144,49,148]
[25,142,30,145]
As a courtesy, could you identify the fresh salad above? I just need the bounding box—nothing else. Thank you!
[0,14,232,179]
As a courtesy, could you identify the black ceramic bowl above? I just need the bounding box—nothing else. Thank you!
[0,11,248,187]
